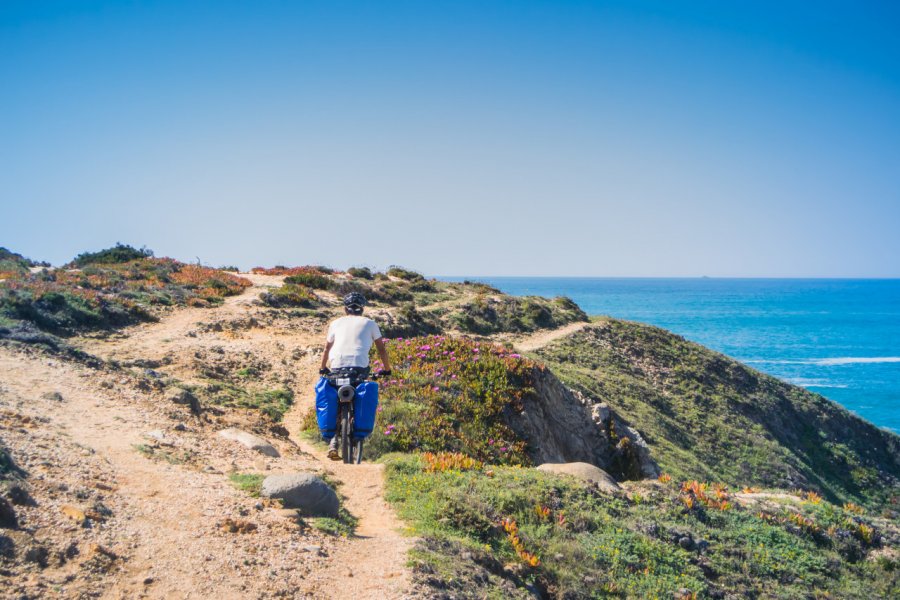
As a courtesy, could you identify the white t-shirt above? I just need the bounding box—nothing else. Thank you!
[326,316,383,368]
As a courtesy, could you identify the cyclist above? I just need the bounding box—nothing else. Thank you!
[319,291,392,460]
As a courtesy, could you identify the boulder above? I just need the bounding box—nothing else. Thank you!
[165,388,201,414]
[537,462,621,494]
[260,473,339,517]
[218,428,280,458]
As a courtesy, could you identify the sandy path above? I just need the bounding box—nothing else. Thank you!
[0,349,266,598]
[514,321,591,353]
[65,274,415,598]
[282,391,414,599]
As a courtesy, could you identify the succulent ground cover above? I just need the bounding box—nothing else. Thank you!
[0,246,250,335]
[384,454,899,599]
[533,320,900,512]
[303,335,537,464]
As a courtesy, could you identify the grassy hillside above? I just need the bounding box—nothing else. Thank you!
[533,319,900,511]
[385,453,898,599]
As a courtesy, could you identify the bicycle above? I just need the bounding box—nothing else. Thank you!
[323,367,384,464]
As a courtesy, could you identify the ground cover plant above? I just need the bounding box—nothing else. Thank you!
[0,246,251,335]
[201,383,294,421]
[384,454,899,599]
[448,294,588,335]
[533,320,900,512]
[303,335,537,464]
[0,247,47,278]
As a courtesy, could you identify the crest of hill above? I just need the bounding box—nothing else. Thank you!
[253,265,589,337]
[533,319,900,510]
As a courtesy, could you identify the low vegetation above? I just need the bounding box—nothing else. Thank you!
[384,453,899,599]
[534,321,900,511]
[202,384,294,421]
[228,472,265,497]
[0,245,251,336]
[303,335,536,464]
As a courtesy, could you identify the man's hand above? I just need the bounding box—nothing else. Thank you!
[319,368,331,376]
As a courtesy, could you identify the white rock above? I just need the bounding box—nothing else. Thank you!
[537,462,621,493]
[217,428,280,457]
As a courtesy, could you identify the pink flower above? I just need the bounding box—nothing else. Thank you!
[510,353,521,359]
[451,374,457,379]
[473,348,479,353]
[499,446,507,452]
[432,386,439,391]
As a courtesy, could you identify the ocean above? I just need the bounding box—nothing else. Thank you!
[441,277,900,434]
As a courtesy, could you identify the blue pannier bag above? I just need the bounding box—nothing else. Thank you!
[352,381,379,439]
[315,377,338,440]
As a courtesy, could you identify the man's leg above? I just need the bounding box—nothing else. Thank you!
[327,406,341,460]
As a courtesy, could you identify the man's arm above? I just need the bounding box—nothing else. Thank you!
[374,338,392,372]
[320,340,334,371]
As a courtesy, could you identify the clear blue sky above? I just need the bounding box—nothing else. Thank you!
[2,1,898,276]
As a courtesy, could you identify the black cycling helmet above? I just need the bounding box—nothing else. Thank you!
[343,292,367,314]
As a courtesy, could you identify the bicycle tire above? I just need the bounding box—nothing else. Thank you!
[354,438,364,464]
[341,409,351,464]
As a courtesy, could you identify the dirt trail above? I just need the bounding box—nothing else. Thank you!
[514,321,591,353]
[1,276,414,599]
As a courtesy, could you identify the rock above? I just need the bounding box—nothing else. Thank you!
[678,536,695,551]
[220,518,257,534]
[260,473,339,517]
[0,496,17,529]
[41,392,64,402]
[536,462,621,493]
[144,430,174,446]
[591,402,610,424]
[60,504,87,525]
[165,388,201,414]
[218,428,280,458]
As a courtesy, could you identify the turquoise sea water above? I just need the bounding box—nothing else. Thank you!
[441,278,900,433]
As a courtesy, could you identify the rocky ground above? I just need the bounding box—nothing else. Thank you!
[0,274,414,599]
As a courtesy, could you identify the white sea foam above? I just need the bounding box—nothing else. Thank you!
[785,378,848,389]
[812,357,900,366]
[746,357,900,366]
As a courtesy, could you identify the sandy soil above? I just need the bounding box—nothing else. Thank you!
[0,275,415,599]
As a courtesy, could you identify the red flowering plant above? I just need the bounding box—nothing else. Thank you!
[362,335,535,465]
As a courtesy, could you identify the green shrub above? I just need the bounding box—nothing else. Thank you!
[70,243,153,267]
[387,266,425,281]
[259,284,319,308]
[348,267,373,279]
[284,273,334,290]
[447,295,587,335]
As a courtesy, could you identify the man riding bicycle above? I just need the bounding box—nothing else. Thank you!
[319,292,392,460]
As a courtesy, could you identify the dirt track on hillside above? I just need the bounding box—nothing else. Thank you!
[0,276,414,599]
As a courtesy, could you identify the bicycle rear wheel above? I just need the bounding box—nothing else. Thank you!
[353,438,364,464]
[341,409,351,464]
